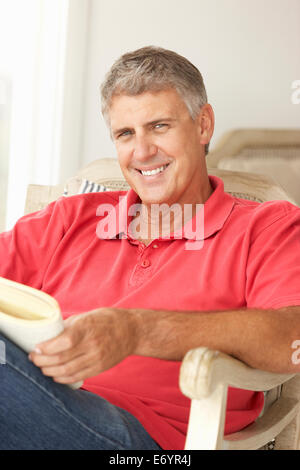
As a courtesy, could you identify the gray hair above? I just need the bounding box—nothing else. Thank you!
[100,46,210,154]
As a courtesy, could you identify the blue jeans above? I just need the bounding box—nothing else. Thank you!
[0,333,162,450]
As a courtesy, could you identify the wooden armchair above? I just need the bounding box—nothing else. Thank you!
[25,158,300,450]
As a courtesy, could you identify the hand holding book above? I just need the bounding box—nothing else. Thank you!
[0,277,82,389]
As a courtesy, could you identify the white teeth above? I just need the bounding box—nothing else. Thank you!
[140,164,168,176]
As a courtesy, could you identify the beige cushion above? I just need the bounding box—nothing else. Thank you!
[216,147,300,206]
[64,158,297,203]
[25,158,297,216]
[208,129,300,206]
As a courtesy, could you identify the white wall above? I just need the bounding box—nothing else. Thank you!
[80,0,300,167]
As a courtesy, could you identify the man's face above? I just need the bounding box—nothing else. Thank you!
[109,88,213,207]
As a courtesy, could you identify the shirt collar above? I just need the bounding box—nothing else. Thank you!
[98,175,235,241]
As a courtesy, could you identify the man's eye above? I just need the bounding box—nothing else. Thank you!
[118,130,131,138]
[154,123,167,130]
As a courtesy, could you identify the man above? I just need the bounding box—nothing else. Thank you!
[1,46,300,450]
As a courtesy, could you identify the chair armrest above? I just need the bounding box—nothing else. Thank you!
[180,348,297,449]
[179,347,295,400]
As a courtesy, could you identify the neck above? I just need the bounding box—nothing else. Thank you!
[134,176,213,241]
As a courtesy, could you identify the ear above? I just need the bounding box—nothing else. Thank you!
[197,104,215,147]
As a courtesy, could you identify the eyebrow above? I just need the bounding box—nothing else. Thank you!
[112,117,177,137]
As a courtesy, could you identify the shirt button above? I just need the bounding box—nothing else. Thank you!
[153,244,158,248]
[141,259,151,268]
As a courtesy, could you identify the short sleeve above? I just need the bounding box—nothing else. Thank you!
[0,198,66,289]
[246,202,300,309]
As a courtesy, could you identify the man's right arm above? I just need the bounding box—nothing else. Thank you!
[0,199,66,288]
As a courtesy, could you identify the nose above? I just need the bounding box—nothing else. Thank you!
[133,134,158,161]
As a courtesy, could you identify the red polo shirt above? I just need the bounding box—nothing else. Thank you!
[1,175,300,449]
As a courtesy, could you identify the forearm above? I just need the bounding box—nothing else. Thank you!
[129,306,300,374]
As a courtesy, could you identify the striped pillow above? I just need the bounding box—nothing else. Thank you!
[63,179,108,196]
[77,179,109,194]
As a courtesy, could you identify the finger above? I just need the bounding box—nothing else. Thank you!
[29,346,85,368]
[53,364,101,384]
[52,350,123,384]
[33,327,81,356]
[40,352,96,380]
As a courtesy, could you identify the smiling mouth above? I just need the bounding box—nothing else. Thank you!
[137,163,170,176]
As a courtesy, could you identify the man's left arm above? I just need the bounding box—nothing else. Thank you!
[131,305,300,373]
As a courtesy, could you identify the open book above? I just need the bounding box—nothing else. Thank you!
[0,276,82,389]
